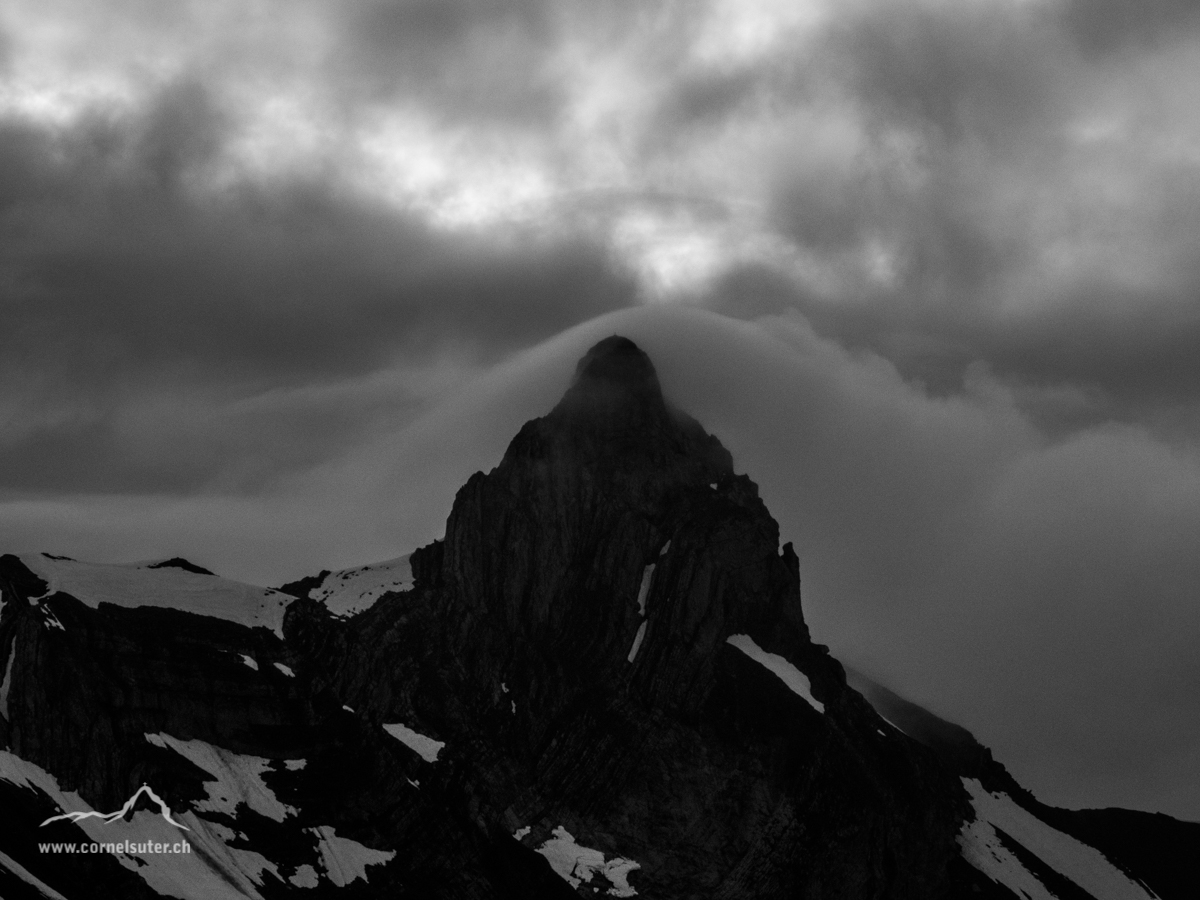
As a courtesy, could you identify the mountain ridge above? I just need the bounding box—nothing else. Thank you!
[0,336,1194,899]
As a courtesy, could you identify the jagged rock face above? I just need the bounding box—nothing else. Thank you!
[6,609,285,805]
[3,336,1190,899]
[436,335,811,716]
[0,555,306,807]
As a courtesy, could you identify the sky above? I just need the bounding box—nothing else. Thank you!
[2,0,1199,821]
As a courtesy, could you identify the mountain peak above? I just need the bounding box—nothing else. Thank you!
[556,335,667,423]
[571,335,660,395]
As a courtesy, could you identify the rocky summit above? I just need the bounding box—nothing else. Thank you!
[1,336,1196,899]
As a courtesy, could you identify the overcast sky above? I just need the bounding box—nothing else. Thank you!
[2,0,1199,821]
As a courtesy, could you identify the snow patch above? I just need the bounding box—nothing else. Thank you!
[709,482,717,489]
[958,811,1055,900]
[635,564,655,615]
[1,749,61,797]
[240,654,259,671]
[308,555,414,618]
[501,681,509,693]
[41,608,65,631]
[513,826,532,841]
[22,553,291,638]
[289,863,320,888]
[284,759,307,771]
[602,859,642,898]
[511,700,517,715]
[185,816,281,890]
[659,540,671,556]
[274,662,295,678]
[310,825,395,886]
[960,778,1159,900]
[626,564,655,663]
[0,648,14,720]
[535,826,640,896]
[145,733,297,822]
[0,849,71,899]
[627,621,647,663]
[342,705,355,713]
[725,634,824,713]
[383,723,444,763]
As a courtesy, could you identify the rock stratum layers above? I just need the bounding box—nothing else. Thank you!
[0,336,1195,899]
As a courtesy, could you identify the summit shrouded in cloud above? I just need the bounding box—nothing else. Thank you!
[1,0,1199,826]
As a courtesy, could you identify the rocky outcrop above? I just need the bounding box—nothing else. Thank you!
[146,557,216,576]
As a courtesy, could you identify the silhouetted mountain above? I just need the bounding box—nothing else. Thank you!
[0,337,1193,898]
[146,557,216,576]
[848,666,1200,900]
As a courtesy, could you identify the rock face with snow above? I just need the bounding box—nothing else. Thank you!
[1,336,1196,899]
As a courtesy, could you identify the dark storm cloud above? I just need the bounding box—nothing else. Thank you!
[649,67,768,147]
[0,80,636,493]
[678,0,1200,443]
[983,291,1200,403]
[741,261,1200,391]
[706,265,1200,445]
[767,1,1063,288]
[838,1,1062,143]
[0,26,12,73]
[703,265,818,321]
[338,0,561,122]
[1,83,632,373]
[1058,0,1200,57]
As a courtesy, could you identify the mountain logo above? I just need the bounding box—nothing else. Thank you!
[40,784,190,831]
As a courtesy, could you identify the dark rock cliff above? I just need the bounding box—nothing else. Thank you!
[288,335,970,898]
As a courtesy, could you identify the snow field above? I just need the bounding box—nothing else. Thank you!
[725,634,824,713]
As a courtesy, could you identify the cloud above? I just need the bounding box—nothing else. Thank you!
[1058,0,1200,57]
[1,82,632,371]
[932,421,1200,816]
[839,1,1065,142]
[0,78,636,494]
[337,0,561,122]
[659,0,1200,452]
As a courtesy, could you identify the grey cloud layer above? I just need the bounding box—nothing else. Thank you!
[0,79,635,493]
[687,0,1200,436]
[1059,0,1200,56]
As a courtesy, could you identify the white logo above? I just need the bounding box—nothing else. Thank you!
[40,783,190,831]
